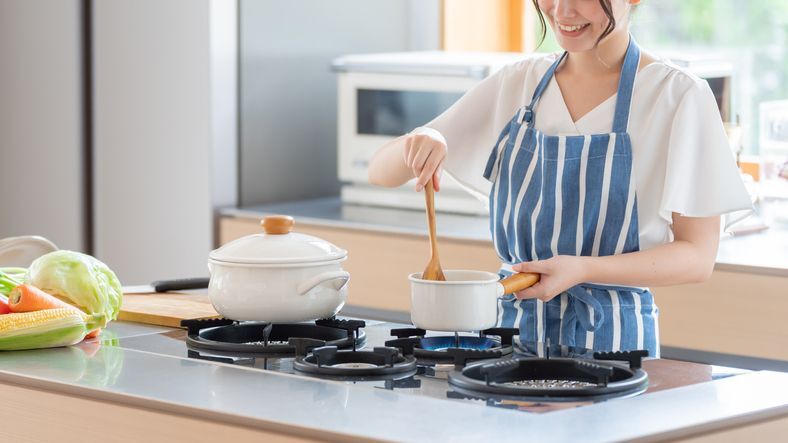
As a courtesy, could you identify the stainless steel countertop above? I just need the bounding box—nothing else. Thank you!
[0,321,786,442]
[223,197,788,277]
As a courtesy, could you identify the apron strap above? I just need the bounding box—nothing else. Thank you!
[518,36,642,133]
[560,285,605,347]
[519,51,569,126]
[611,36,641,134]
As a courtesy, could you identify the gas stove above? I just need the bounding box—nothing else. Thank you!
[113,317,746,414]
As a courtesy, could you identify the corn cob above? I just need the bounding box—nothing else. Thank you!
[0,308,104,351]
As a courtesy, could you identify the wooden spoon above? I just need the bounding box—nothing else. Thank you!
[422,180,446,281]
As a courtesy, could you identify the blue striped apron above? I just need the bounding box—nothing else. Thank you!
[482,37,659,357]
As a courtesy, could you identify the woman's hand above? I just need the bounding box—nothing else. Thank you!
[511,256,589,302]
[403,132,447,192]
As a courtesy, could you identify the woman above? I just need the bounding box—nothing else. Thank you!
[367,0,752,357]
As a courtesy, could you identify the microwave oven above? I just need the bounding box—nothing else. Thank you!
[332,51,734,215]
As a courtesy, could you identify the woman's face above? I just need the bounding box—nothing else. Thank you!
[536,0,633,53]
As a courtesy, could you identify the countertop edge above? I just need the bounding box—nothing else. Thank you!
[631,407,788,443]
[2,346,788,442]
[542,371,788,442]
[0,369,382,443]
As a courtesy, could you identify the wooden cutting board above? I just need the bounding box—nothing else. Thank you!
[118,292,220,328]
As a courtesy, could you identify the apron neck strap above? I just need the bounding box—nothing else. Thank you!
[611,36,641,134]
[524,36,641,133]
[524,51,568,126]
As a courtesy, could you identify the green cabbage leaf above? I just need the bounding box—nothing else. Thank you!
[25,251,122,327]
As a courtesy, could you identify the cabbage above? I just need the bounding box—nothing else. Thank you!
[25,251,122,327]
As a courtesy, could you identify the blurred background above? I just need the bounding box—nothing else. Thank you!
[1,0,786,303]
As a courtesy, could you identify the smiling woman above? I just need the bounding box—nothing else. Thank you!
[368,0,752,357]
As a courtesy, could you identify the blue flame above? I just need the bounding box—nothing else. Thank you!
[419,336,498,351]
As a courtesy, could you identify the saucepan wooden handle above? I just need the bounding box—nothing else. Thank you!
[499,272,540,294]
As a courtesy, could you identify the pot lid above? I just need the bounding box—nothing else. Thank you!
[209,215,347,264]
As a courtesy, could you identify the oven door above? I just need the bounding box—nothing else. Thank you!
[337,71,478,189]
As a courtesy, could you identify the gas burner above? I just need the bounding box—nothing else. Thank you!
[385,327,519,366]
[448,350,649,399]
[181,317,366,355]
[293,345,417,376]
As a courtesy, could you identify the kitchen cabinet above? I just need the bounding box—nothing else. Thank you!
[0,382,316,442]
[220,211,788,362]
[678,416,788,443]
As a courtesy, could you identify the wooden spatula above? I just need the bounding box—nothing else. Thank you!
[422,180,446,281]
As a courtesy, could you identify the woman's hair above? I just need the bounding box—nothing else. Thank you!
[531,0,617,48]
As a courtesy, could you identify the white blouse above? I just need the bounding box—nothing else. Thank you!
[418,52,753,251]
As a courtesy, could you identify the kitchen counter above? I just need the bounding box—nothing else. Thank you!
[222,196,788,277]
[219,198,788,364]
[0,320,786,442]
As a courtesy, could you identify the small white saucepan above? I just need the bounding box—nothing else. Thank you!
[409,270,540,332]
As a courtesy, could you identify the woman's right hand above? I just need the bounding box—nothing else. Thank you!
[404,132,447,192]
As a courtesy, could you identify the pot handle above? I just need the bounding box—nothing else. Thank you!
[496,272,540,296]
[297,270,351,296]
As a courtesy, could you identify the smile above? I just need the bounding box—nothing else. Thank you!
[557,23,590,32]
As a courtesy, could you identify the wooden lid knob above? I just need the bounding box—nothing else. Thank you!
[261,215,294,235]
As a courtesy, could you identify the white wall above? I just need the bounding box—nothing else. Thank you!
[93,0,237,284]
[0,0,86,251]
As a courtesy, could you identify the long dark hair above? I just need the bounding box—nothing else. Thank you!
[531,0,617,48]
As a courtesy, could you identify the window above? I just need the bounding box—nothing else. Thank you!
[531,0,788,159]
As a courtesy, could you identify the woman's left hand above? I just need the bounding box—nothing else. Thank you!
[511,256,589,302]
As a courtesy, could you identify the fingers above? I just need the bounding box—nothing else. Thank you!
[404,134,446,192]
[411,141,432,173]
[413,150,433,191]
[514,283,553,302]
[512,261,551,301]
[512,260,549,274]
[432,164,443,192]
[416,150,443,190]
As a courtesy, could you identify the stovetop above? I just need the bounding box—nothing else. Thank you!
[114,318,748,414]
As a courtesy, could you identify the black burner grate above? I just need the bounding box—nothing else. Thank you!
[386,327,519,366]
[293,345,417,376]
[181,318,366,355]
[448,350,649,398]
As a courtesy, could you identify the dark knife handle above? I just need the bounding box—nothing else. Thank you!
[151,278,210,292]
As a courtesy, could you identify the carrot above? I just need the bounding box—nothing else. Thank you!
[9,284,83,314]
[85,328,101,339]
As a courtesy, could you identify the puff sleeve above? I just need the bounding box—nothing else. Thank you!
[659,79,753,229]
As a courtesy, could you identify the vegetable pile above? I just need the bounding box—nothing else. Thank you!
[0,251,122,351]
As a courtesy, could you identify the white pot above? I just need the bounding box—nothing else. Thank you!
[409,270,539,332]
[207,215,350,322]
